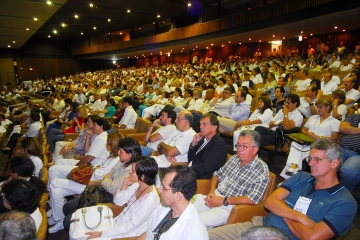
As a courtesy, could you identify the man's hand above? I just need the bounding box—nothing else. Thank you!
[205,193,224,208]
[85,231,101,239]
[283,105,290,116]
[152,119,161,127]
[166,156,177,163]
[86,130,94,139]
[60,145,69,155]
[191,133,203,147]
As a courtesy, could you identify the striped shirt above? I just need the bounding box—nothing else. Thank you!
[214,154,269,204]
[340,114,360,150]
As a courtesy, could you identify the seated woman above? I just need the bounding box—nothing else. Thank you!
[233,97,273,151]
[47,131,123,233]
[46,102,78,135]
[95,98,117,118]
[52,116,97,161]
[331,90,347,121]
[2,179,44,232]
[280,97,340,177]
[62,137,142,230]
[46,106,88,156]
[2,112,42,152]
[272,86,285,113]
[85,156,159,239]
[20,137,44,177]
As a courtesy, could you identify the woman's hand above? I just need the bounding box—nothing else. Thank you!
[85,231,101,239]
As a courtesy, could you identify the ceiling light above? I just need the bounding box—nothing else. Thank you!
[163,21,165,23]
[182,48,184,50]
[171,50,172,51]
[259,40,262,42]
[113,60,116,64]
[81,32,83,35]
[181,50,183,52]
[26,28,30,31]
[89,3,93,7]
[196,46,198,48]
[139,28,141,30]
[47,1,52,5]
[108,18,111,22]
[120,32,122,35]
[272,35,275,37]
[157,15,160,18]
[75,14,78,19]
[334,26,338,29]
[48,35,51,38]
[222,45,224,47]
[343,29,346,32]
[127,9,131,13]
[151,53,153,55]
[206,47,208,49]
[228,41,231,43]
[153,22,155,24]
[283,37,285,39]
[93,26,96,30]
[53,29,57,33]
[211,44,213,46]
[34,17,38,21]
[239,43,241,44]
[310,33,313,36]
[188,3,191,7]
[8,45,10,48]
[12,41,15,43]
[193,49,195,50]
[61,23,66,27]
[249,38,251,40]
[301,31,303,33]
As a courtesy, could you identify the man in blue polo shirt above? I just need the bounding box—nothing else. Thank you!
[208,139,357,240]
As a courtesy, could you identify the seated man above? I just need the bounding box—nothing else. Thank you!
[141,109,177,156]
[137,166,208,240]
[118,97,137,129]
[255,94,303,146]
[208,139,357,240]
[262,77,290,101]
[0,211,37,240]
[188,113,227,179]
[192,130,270,229]
[153,110,196,167]
[217,90,250,133]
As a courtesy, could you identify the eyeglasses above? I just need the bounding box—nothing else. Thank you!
[305,156,327,164]
[235,144,256,150]
[176,117,186,121]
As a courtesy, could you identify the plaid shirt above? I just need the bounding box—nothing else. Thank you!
[214,154,269,204]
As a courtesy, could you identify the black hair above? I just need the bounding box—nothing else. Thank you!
[108,98,116,107]
[258,96,272,114]
[311,79,321,90]
[10,156,35,177]
[160,109,176,124]
[122,96,133,105]
[71,102,79,113]
[201,113,219,134]
[118,137,142,168]
[133,156,158,185]
[163,92,170,98]
[2,179,40,214]
[166,166,197,201]
[286,94,300,107]
[175,87,183,97]
[275,86,285,94]
[29,112,40,122]
[92,117,110,131]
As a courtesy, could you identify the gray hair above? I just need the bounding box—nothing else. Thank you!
[182,110,194,127]
[240,226,291,240]
[310,139,343,169]
[195,89,202,98]
[0,210,37,240]
[239,130,261,147]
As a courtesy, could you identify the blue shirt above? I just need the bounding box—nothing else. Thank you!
[264,86,290,100]
[229,101,250,122]
[263,172,357,239]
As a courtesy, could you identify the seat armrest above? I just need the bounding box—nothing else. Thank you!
[119,129,138,136]
[171,162,189,167]
[150,151,160,156]
[97,203,126,217]
[63,133,79,141]
[126,133,146,143]
[226,203,268,224]
[196,179,211,195]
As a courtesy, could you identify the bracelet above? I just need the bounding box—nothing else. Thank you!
[99,232,102,237]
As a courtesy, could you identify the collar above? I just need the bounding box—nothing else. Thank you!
[236,101,246,106]
[306,177,345,195]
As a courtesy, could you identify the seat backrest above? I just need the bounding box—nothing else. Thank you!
[261,172,277,202]
[135,117,152,133]
[36,208,47,240]
[38,167,48,185]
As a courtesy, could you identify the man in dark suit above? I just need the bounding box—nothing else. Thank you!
[188,113,227,179]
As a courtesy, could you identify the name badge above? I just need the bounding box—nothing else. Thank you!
[294,196,312,215]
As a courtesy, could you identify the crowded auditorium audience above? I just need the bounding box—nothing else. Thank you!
[0,41,359,240]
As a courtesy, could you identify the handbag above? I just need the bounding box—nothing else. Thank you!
[286,133,315,145]
[78,185,114,208]
[275,126,299,149]
[69,205,114,240]
[67,164,94,185]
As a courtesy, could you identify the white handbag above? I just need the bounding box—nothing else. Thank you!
[69,205,115,240]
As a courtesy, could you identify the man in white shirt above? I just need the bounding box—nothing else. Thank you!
[298,86,318,118]
[153,110,196,167]
[338,59,353,72]
[342,77,360,107]
[251,67,263,84]
[118,97,137,129]
[141,109,177,156]
[321,72,338,95]
[137,166,208,240]
[209,88,234,118]
[291,69,312,93]
[75,88,86,105]
[86,92,103,113]
[328,55,341,69]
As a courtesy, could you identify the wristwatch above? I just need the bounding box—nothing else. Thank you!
[223,197,229,206]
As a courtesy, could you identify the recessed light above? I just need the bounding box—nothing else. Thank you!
[89,3,93,7]
[157,15,160,18]
[188,3,191,7]
[182,48,184,50]
[283,37,285,39]
[108,18,111,22]
[334,26,338,29]
[34,17,38,21]
[193,49,195,50]
[206,47,208,49]
[120,32,122,35]
[47,1,52,5]
[48,35,51,38]
[211,44,213,46]
[127,9,131,13]
[239,43,241,44]
[113,60,116,64]
[128,57,129,58]
[181,50,183,52]
[12,41,15,43]
[153,22,155,24]
[81,32,83,35]
[196,46,198,48]
[301,31,303,33]
[259,40,261,42]
[272,35,275,37]
[163,21,165,23]
[53,29,57,33]
[222,45,224,47]
[343,29,346,32]
[171,50,172,51]
[74,14,78,19]
[139,28,141,30]
[26,28,30,31]
[61,23,66,27]
[93,26,96,30]
[310,33,313,36]
[151,53,153,55]
[249,38,251,40]
[8,45,10,48]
